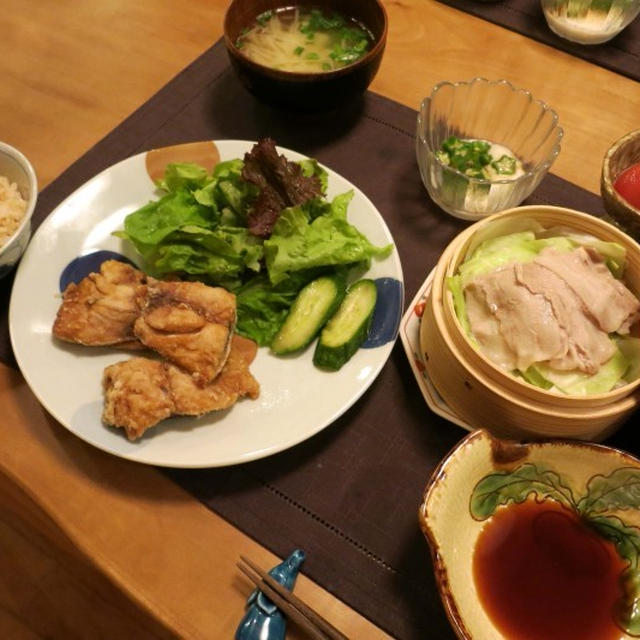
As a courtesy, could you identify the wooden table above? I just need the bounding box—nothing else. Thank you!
[0,1,638,637]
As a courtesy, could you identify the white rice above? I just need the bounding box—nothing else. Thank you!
[0,175,27,248]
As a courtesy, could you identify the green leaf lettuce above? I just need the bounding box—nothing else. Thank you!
[264,191,392,285]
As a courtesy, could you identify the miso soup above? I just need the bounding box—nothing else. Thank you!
[235,7,373,73]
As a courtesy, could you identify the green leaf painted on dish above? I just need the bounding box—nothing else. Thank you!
[471,462,640,635]
[578,468,640,517]
[587,514,640,635]
[469,463,576,520]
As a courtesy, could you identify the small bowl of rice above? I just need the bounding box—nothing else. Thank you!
[0,141,37,278]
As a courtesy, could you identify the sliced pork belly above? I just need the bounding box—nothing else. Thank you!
[464,282,519,371]
[515,262,615,374]
[465,265,567,372]
[53,260,147,347]
[134,278,237,386]
[535,247,640,334]
[464,247,639,375]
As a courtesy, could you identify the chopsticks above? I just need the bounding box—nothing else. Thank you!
[237,555,349,640]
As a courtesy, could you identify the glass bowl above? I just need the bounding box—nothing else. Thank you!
[542,0,640,45]
[416,78,563,221]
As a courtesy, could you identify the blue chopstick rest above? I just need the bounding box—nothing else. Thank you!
[235,549,306,640]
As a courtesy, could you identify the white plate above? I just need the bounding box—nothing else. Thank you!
[9,140,404,468]
[399,270,472,431]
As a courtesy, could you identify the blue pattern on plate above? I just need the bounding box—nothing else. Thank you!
[59,256,402,350]
[363,277,403,348]
[59,250,134,292]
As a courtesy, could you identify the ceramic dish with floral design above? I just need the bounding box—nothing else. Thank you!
[399,268,472,430]
[420,429,640,640]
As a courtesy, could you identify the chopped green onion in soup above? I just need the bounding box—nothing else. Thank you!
[235,7,373,73]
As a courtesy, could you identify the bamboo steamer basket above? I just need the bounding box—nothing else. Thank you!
[420,205,640,441]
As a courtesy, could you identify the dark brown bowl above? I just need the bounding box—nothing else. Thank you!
[601,129,640,241]
[223,0,387,111]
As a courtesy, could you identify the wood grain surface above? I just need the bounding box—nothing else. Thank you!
[0,0,639,637]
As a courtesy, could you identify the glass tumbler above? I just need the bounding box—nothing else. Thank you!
[541,0,640,44]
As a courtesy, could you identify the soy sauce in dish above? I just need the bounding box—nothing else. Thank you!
[473,499,627,640]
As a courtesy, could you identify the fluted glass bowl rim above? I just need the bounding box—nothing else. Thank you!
[541,0,640,27]
[417,77,564,188]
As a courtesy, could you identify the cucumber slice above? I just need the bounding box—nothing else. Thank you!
[270,275,346,355]
[313,279,377,371]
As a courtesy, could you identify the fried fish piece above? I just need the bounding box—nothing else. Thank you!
[102,358,173,441]
[53,260,147,347]
[101,335,260,440]
[134,279,236,386]
[169,334,260,416]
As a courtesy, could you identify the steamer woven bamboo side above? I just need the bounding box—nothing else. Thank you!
[419,205,640,441]
[443,206,640,408]
[421,256,639,441]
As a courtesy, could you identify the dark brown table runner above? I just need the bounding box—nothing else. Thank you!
[436,0,640,82]
[2,39,637,639]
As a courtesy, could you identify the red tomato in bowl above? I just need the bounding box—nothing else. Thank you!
[614,162,640,210]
